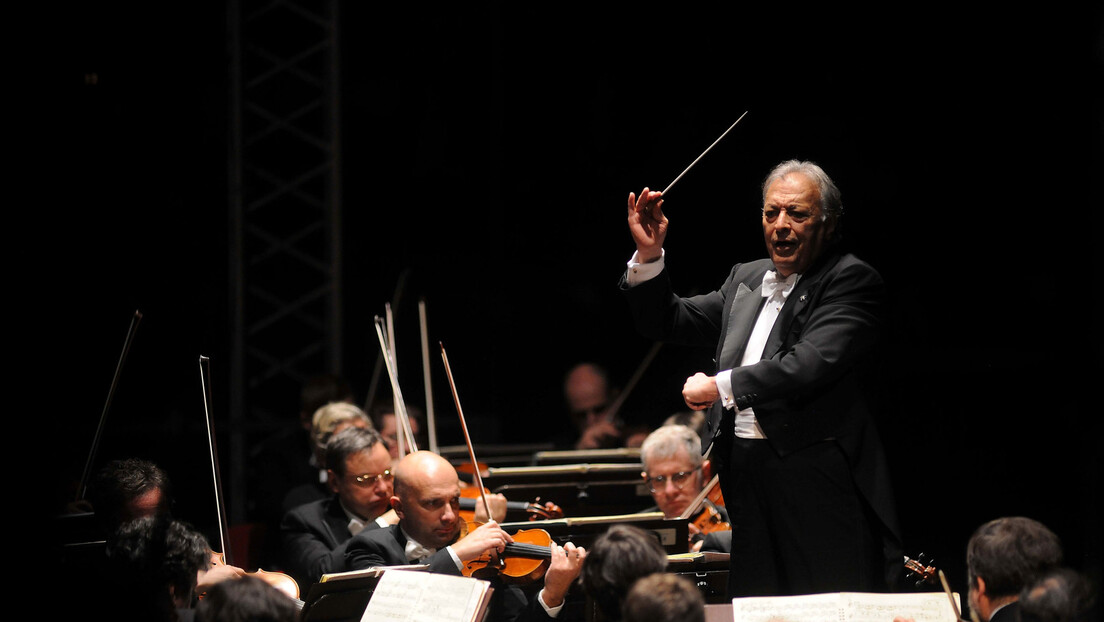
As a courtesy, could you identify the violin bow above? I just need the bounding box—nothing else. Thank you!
[661,111,748,196]
[77,309,143,502]
[364,269,410,412]
[373,314,418,455]
[604,341,662,425]
[198,354,232,563]
[678,474,721,521]
[418,298,438,454]
[439,342,494,523]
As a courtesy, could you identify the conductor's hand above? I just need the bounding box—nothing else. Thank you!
[628,187,667,263]
[452,520,513,563]
[542,542,587,608]
[683,372,719,410]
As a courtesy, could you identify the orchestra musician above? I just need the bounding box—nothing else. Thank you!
[280,426,400,588]
[345,450,586,622]
[637,424,728,551]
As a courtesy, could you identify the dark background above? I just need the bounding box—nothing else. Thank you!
[46,3,1100,600]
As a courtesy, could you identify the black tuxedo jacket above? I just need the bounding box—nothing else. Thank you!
[344,524,556,622]
[622,251,901,562]
[280,495,383,588]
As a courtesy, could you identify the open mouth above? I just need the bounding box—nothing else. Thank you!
[773,240,798,255]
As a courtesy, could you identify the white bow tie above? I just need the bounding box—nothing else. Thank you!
[761,270,799,299]
[347,517,367,536]
[405,541,435,562]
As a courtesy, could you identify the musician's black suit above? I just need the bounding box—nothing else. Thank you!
[280,495,384,589]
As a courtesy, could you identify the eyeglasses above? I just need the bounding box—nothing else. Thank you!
[762,206,813,224]
[643,467,701,493]
[352,469,394,487]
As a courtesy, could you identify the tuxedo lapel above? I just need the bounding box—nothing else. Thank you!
[719,282,763,368]
[322,498,351,545]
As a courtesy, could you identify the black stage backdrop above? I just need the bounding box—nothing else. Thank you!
[44,3,1100,599]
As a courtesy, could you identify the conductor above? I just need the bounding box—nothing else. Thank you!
[621,159,901,597]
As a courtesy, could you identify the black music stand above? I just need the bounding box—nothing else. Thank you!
[482,463,651,517]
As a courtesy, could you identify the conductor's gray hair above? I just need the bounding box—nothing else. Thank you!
[762,160,844,227]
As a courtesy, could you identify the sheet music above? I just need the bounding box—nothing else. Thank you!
[730,592,959,622]
[842,592,959,622]
[731,593,842,622]
[361,570,490,622]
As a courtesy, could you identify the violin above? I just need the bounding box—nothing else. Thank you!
[903,553,938,587]
[689,477,729,536]
[690,498,730,536]
[457,488,564,523]
[205,550,301,601]
[459,524,554,584]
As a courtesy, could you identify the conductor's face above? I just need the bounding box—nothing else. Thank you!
[762,173,834,278]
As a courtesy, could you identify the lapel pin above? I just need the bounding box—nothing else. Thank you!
[800,294,807,302]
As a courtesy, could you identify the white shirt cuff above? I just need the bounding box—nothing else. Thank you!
[444,545,463,571]
[626,249,665,286]
[538,589,564,617]
[716,369,736,409]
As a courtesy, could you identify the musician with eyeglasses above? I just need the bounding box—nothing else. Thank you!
[279,426,401,588]
[638,424,717,534]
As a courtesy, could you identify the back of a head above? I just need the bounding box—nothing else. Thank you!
[967,516,1064,599]
[91,458,173,530]
[582,524,669,620]
[196,575,300,622]
[1019,568,1098,622]
[621,573,705,622]
[105,516,210,622]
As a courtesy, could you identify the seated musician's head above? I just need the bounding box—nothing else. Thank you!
[106,516,210,620]
[390,450,464,550]
[582,524,668,621]
[91,457,174,535]
[621,572,705,622]
[325,426,394,523]
[967,516,1064,622]
[639,425,710,519]
[369,400,426,460]
[196,574,299,622]
[311,401,372,467]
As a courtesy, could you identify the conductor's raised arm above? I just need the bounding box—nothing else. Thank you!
[627,187,667,263]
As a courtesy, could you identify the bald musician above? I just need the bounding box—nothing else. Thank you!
[345,451,586,622]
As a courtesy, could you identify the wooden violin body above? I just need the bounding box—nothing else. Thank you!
[460,526,553,584]
[690,499,730,536]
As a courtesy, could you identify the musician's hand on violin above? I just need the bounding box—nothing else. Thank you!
[628,187,667,263]
[453,520,513,563]
[541,542,587,608]
[473,493,508,523]
[683,372,719,410]
[197,562,245,593]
